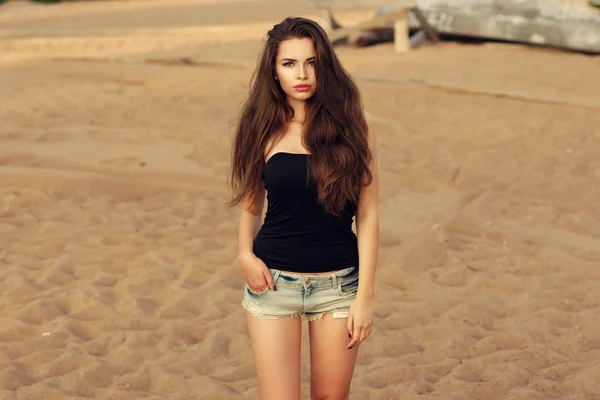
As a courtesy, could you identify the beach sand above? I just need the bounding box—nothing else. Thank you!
[1,0,600,399]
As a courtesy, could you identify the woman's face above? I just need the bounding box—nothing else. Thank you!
[275,38,317,104]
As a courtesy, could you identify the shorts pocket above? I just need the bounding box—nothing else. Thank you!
[246,284,269,295]
[245,269,281,296]
[337,268,358,295]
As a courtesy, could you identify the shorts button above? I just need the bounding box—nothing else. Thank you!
[305,279,311,284]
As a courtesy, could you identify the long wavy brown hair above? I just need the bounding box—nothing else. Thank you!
[227,17,372,216]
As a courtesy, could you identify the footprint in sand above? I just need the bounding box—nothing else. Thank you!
[0,204,12,217]
[68,320,98,342]
[99,156,146,167]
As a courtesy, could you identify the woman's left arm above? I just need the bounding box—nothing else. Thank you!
[356,113,379,301]
[347,114,379,348]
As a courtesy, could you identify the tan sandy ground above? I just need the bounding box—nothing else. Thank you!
[1,0,600,399]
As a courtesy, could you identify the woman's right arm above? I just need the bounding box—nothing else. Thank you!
[237,186,276,291]
[237,186,265,260]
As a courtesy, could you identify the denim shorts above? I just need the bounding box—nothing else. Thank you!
[241,266,359,321]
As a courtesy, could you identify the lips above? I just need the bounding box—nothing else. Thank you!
[294,84,311,92]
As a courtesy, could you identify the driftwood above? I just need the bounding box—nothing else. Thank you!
[346,6,439,48]
[412,0,600,53]
[324,7,416,52]
[312,0,439,52]
[312,0,600,53]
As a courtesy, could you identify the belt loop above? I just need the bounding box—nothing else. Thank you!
[331,273,338,289]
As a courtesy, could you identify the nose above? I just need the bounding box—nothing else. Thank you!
[298,64,308,80]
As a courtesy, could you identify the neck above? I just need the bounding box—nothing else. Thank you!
[286,96,306,123]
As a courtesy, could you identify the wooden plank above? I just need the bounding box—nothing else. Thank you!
[412,0,600,26]
[409,7,439,41]
[346,26,429,48]
[405,0,600,53]
[326,9,411,43]
[315,0,600,53]
[393,9,410,52]
[346,6,437,48]
[410,30,427,48]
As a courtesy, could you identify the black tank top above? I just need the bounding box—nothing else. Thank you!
[253,152,359,273]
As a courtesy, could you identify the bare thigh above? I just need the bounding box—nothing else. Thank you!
[309,314,359,400]
[246,312,302,400]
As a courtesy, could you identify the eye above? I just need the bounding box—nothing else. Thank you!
[308,60,315,66]
[283,62,294,67]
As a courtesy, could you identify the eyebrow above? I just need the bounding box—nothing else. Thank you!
[280,57,315,62]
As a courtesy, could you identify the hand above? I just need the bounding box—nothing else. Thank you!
[347,296,373,349]
[238,252,276,293]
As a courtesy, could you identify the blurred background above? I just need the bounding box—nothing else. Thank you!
[0,1,599,399]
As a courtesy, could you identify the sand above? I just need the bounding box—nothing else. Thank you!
[1,0,600,399]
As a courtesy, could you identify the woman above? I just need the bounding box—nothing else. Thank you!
[227,16,379,400]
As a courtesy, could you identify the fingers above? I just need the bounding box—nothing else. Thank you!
[248,280,268,293]
[348,320,373,349]
[360,324,372,344]
[347,316,359,349]
[347,314,354,340]
[348,325,360,349]
[263,269,277,291]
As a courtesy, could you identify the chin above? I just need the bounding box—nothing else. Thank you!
[290,92,315,101]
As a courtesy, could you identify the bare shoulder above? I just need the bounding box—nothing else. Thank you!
[263,135,278,161]
[362,110,376,147]
[363,109,373,122]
